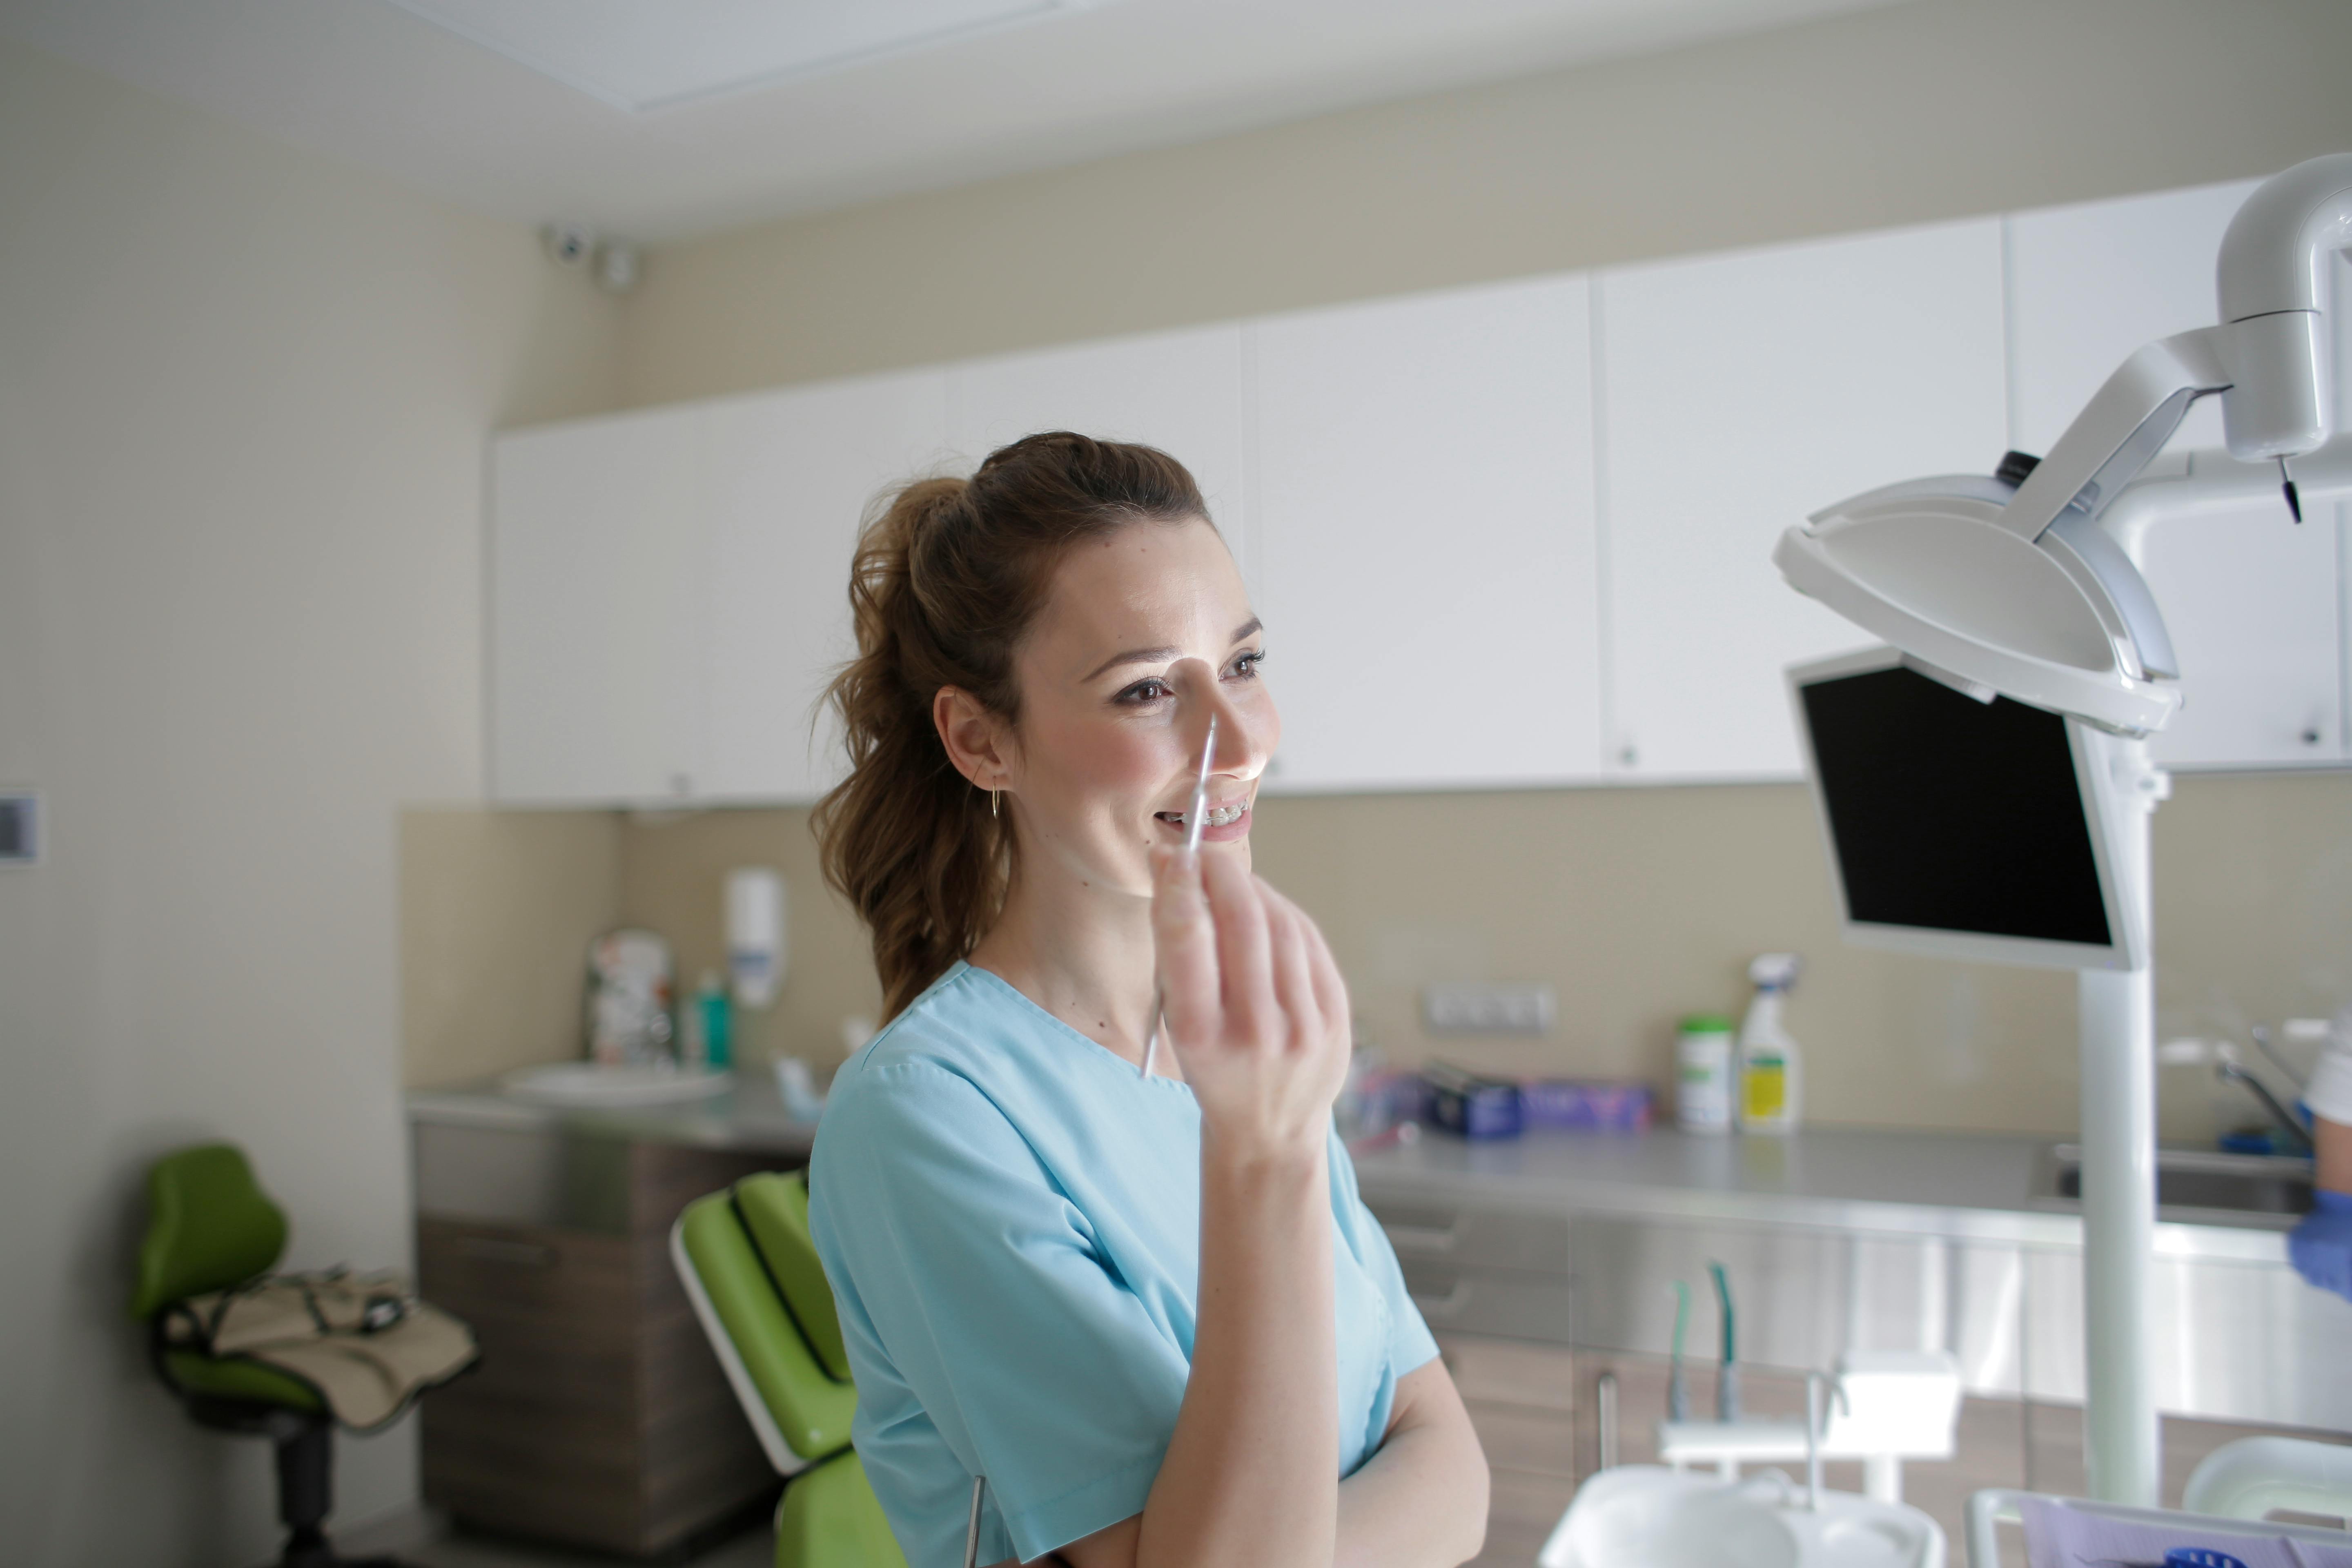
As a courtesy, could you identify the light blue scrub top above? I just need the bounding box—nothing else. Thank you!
[809,961,1439,1568]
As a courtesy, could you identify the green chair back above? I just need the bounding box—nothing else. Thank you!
[675,1174,858,1462]
[131,1143,287,1322]
[735,1172,854,1383]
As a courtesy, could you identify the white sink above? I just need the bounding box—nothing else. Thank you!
[501,1062,734,1107]
[1539,1466,1945,1568]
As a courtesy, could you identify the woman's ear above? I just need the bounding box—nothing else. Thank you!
[934,686,1012,792]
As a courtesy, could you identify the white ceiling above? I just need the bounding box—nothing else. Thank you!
[1,0,1911,243]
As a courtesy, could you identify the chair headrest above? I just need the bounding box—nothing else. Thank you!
[131,1143,288,1321]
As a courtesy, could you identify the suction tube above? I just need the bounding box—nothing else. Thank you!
[1710,1261,1740,1423]
[1667,1281,1690,1423]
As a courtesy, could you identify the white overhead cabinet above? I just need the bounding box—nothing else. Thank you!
[946,324,1251,575]
[491,373,948,806]
[491,406,705,805]
[699,371,949,801]
[1252,275,1604,791]
[488,180,2348,807]
[1598,219,2011,780]
[2005,180,2346,769]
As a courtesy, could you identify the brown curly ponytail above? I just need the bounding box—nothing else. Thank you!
[813,432,1211,1020]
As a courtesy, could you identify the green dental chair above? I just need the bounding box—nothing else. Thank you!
[131,1143,413,1568]
[672,1171,908,1568]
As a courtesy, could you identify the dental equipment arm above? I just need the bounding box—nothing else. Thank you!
[2005,151,2352,545]
[1776,154,2352,739]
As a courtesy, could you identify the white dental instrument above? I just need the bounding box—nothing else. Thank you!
[1140,713,1218,1081]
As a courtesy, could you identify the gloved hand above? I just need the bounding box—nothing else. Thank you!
[2289,1190,2352,1303]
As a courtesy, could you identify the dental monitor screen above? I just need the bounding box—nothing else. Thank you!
[1788,648,2142,971]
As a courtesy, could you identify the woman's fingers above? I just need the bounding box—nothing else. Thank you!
[1202,848,1274,1037]
[1258,882,1322,1051]
[1298,910,1351,1045]
[1151,844,1219,1045]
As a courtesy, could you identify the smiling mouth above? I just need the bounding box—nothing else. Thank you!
[1157,802,1248,830]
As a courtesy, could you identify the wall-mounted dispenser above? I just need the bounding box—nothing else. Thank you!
[725,867,785,1010]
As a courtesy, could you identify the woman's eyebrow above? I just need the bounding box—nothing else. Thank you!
[1082,644,1180,682]
[1081,619,1264,683]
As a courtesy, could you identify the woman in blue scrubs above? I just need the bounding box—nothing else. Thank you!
[807,433,1490,1568]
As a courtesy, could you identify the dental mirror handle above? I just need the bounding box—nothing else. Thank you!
[1141,714,1218,1081]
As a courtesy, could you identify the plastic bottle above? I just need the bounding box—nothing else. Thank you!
[1675,1015,1737,1134]
[1737,954,1802,1134]
[693,970,732,1071]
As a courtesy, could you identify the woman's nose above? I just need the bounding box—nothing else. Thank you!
[1197,677,1269,780]
[1165,659,1272,780]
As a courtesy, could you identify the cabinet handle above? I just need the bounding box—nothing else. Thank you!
[1383,1223,1460,1256]
[454,1235,557,1269]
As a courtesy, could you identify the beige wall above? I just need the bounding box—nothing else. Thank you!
[619,0,2352,404]
[586,0,2352,1143]
[398,811,623,1089]
[599,772,2352,1143]
[0,36,623,1567]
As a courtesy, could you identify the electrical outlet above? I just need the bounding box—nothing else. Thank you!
[1421,982,1554,1036]
[0,791,38,865]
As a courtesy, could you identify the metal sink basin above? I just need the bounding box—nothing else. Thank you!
[2034,1144,2313,1220]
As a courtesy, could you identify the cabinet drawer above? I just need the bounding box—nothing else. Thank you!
[1369,1198,1573,1276]
[1401,1261,1574,1343]
[418,1218,635,1330]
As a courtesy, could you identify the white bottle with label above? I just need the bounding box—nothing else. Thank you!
[1737,953,1803,1134]
[1676,1015,1738,1134]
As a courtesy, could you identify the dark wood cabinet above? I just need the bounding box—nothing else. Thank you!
[417,1140,787,1557]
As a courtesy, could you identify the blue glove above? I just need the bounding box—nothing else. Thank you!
[2289,1190,2352,1302]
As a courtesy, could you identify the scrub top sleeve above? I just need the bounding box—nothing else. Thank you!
[1330,1136,1441,1377]
[819,1062,1191,1564]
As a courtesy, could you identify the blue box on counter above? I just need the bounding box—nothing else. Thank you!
[1421,1063,1522,1140]
[1521,1078,1652,1131]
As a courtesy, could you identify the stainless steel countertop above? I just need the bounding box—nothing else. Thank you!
[405,1080,2290,1267]
[407,1068,819,1158]
[1350,1125,2293,1265]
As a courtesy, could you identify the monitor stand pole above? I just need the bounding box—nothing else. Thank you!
[2076,685,2168,1509]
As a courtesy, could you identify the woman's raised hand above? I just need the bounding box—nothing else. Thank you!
[1150,844,1352,1158]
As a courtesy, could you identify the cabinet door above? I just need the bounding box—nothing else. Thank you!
[945,324,1250,574]
[2007,180,2345,769]
[1600,220,2010,779]
[701,371,951,801]
[491,408,704,804]
[1252,275,1603,791]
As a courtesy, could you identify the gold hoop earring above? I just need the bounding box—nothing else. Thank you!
[989,789,1000,820]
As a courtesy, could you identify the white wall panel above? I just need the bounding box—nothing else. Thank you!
[1601,220,2010,780]
[1253,275,1603,791]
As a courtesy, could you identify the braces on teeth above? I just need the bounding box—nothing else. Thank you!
[1173,803,1245,829]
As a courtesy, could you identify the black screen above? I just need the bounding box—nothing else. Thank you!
[1800,666,2113,947]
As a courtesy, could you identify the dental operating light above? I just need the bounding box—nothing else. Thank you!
[1775,152,2352,736]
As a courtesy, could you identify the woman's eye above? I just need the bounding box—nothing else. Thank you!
[1117,678,1174,705]
[1228,650,1267,680]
